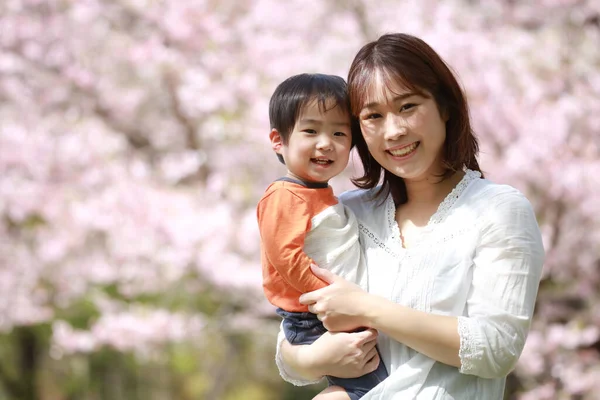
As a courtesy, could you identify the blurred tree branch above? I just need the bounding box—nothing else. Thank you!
[3,44,152,151]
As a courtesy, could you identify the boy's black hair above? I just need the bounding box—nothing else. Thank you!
[269,73,359,164]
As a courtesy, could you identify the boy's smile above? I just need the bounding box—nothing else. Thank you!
[311,157,333,165]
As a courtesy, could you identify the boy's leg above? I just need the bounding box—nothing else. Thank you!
[276,309,327,345]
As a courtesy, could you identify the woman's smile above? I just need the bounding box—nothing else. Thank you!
[387,141,420,158]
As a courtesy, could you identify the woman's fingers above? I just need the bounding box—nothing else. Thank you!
[310,264,341,284]
[299,288,323,305]
[362,346,379,368]
[356,329,379,374]
[354,328,378,345]
[304,330,382,379]
[362,337,378,354]
[363,351,381,374]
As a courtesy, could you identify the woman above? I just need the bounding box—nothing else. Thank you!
[275,33,544,399]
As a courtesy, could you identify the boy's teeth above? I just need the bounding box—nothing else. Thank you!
[389,142,418,156]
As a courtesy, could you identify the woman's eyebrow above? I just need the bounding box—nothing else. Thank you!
[362,92,420,110]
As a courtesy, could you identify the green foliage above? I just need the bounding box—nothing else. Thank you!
[55,298,101,330]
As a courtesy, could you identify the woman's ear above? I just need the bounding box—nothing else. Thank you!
[439,104,450,122]
[269,129,283,154]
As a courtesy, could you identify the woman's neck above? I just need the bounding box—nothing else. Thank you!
[404,170,464,205]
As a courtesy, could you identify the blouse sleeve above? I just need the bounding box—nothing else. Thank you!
[457,189,545,379]
[275,321,325,386]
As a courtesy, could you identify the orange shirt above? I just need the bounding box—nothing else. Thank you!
[257,179,338,312]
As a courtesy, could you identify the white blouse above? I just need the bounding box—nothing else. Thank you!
[275,170,545,399]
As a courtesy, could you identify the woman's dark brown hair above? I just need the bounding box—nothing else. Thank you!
[348,33,483,205]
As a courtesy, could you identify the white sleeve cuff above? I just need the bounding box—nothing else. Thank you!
[275,322,324,386]
[457,316,484,375]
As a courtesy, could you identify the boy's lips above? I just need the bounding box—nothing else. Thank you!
[311,157,333,165]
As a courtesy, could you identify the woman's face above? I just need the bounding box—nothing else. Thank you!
[358,73,447,182]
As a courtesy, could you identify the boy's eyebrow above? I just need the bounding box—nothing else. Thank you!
[298,118,350,127]
[361,92,420,110]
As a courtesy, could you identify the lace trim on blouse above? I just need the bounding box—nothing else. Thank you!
[378,169,481,252]
[457,316,483,375]
[387,195,402,242]
[429,169,481,225]
[358,222,402,259]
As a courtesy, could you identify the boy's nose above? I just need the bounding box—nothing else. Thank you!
[316,136,333,151]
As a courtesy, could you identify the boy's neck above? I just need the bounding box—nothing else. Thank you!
[279,175,329,189]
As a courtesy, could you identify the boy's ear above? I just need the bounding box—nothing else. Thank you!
[269,129,283,154]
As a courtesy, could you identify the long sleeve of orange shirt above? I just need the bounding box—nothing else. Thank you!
[257,183,336,311]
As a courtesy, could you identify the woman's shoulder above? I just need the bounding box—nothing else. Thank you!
[464,176,537,221]
[465,176,544,256]
[338,187,386,218]
[467,177,529,203]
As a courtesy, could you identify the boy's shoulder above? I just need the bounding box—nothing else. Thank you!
[260,180,303,202]
[260,180,334,204]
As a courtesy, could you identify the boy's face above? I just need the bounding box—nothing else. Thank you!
[273,99,352,184]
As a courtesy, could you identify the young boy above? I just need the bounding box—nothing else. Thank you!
[257,73,387,400]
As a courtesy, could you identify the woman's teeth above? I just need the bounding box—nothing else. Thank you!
[312,159,332,165]
[389,142,419,157]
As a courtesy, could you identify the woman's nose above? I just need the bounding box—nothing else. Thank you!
[384,114,407,140]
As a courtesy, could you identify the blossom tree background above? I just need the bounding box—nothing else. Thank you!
[0,0,598,399]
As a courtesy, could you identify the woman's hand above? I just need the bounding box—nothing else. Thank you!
[294,329,382,379]
[299,264,372,332]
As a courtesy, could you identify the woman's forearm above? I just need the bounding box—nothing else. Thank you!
[299,265,462,368]
[362,295,462,368]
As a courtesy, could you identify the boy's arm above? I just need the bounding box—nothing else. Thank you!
[257,189,328,293]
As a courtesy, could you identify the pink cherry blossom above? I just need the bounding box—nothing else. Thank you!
[0,0,598,397]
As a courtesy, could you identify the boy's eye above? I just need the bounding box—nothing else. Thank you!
[303,129,317,134]
[334,131,347,137]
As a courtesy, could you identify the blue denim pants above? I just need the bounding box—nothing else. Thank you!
[277,308,388,400]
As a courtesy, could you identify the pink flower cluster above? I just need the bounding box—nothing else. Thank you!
[1,0,598,397]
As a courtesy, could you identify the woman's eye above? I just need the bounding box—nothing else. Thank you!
[363,113,381,120]
[400,103,417,112]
